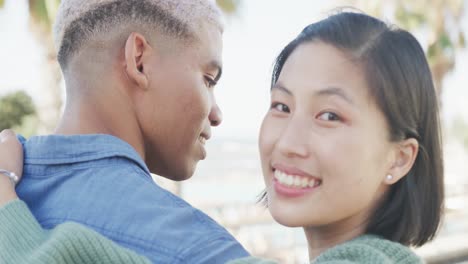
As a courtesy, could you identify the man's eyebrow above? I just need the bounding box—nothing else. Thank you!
[315,86,354,105]
[208,60,222,82]
[271,83,293,95]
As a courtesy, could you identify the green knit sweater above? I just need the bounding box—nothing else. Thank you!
[0,199,423,264]
[228,235,423,264]
[0,199,151,264]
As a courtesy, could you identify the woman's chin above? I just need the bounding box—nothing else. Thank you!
[269,206,314,228]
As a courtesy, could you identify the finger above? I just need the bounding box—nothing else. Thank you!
[0,129,16,142]
[0,129,22,156]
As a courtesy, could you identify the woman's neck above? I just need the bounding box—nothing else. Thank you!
[304,213,370,261]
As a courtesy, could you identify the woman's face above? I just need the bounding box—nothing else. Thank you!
[259,41,395,229]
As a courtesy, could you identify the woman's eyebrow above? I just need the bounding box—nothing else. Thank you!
[314,86,354,105]
[271,83,293,95]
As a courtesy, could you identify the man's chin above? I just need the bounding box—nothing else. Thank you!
[169,173,193,182]
[150,164,197,182]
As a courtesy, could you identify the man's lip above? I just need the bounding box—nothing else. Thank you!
[200,132,211,140]
[200,145,207,159]
[272,163,321,181]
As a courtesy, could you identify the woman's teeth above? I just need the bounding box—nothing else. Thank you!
[274,170,321,189]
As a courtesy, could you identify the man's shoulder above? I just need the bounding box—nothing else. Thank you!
[21,160,245,262]
[59,171,247,263]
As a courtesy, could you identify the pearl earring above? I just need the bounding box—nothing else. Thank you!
[386,174,393,181]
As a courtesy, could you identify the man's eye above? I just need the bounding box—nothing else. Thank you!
[205,76,216,88]
[317,112,341,121]
[271,103,290,113]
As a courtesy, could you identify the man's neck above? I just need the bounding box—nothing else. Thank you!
[55,94,146,163]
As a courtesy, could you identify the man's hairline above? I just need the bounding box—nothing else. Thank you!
[54,0,224,70]
[60,19,224,78]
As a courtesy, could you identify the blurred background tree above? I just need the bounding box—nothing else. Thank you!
[0,91,36,134]
[216,0,242,16]
[0,0,62,133]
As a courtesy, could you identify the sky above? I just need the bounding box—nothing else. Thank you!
[0,0,467,141]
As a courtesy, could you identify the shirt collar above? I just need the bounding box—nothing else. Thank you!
[18,134,150,175]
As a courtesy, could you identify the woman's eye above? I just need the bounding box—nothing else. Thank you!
[271,103,290,113]
[317,112,341,121]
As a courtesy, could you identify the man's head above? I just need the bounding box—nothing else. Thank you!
[54,0,224,181]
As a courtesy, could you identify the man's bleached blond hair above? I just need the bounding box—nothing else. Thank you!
[54,0,223,69]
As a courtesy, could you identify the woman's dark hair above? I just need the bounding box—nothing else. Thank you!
[266,11,444,247]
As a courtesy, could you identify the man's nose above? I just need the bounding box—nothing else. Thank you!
[209,95,222,127]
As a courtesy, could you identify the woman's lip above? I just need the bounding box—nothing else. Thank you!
[273,178,319,198]
[272,163,321,181]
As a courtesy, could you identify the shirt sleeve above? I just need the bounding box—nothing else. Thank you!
[0,199,152,264]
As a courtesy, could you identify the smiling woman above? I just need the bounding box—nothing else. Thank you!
[246,10,443,263]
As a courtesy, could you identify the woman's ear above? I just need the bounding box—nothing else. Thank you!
[385,138,419,185]
[124,32,152,89]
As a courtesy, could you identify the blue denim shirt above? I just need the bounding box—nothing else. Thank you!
[16,134,249,264]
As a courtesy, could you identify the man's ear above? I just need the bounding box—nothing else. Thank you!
[124,32,152,89]
[384,138,419,185]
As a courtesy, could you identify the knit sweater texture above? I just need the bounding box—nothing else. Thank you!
[228,234,423,264]
[0,199,151,264]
